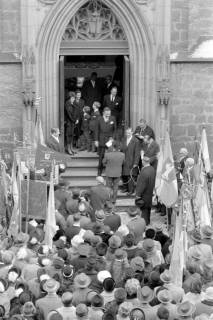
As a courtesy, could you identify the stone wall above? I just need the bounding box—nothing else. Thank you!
[0,0,21,53]
[0,64,23,148]
[170,62,213,158]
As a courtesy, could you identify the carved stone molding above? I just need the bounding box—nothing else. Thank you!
[135,0,156,10]
[38,0,57,5]
[62,0,127,41]
[22,46,36,80]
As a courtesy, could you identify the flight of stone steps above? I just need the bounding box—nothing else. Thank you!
[61,151,135,210]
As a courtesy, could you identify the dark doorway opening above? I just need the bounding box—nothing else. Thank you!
[59,55,130,151]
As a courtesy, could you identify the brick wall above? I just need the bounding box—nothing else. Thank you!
[0,64,23,150]
[170,62,213,158]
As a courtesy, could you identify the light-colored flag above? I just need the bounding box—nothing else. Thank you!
[155,145,163,197]
[34,114,46,149]
[44,172,57,249]
[158,131,178,207]
[8,158,19,237]
[200,127,211,173]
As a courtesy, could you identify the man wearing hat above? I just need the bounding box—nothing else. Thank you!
[103,201,121,233]
[72,273,92,306]
[70,243,91,272]
[89,176,111,211]
[153,289,177,320]
[36,279,62,320]
[65,212,81,242]
[160,270,184,304]
[201,225,213,251]
[177,301,195,320]
[194,287,213,316]
[135,156,156,225]
[137,286,155,320]
[188,229,213,262]
[127,208,146,244]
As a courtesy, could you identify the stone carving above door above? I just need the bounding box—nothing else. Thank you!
[62,0,127,41]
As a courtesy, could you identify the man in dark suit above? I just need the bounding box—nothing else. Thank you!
[102,75,114,96]
[135,156,156,225]
[89,176,111,211]
[103,87,122,124]
[120,128,141,194]
[103,141,125,204]
[46,128,61,152]
[82,72,102,107]
[134,118,155,141]
[143,134,160,171]
[95,107,117,176]
[103,201,121,232]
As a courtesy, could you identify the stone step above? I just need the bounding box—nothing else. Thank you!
[62,167,98,177]
[66,158,98,168]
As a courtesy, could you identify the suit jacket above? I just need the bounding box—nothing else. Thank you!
[74,98,85,115]
[121,136,141,176]
[89,110,101,132]
[95,116,117,147]
[136,165,155,208]
[102,82,114,96]
[134,125,155,140]
[103,94,122,118]
[144,140,160,170]
[82,80,102,107]
[89,185,111,211]
[46,135,61,152]
[103,151,125,178]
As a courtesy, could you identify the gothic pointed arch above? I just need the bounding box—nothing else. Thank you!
[36,0,155,138]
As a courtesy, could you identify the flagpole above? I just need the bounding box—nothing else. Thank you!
[25,159,30,234]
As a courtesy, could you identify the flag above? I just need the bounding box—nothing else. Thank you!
[34,113,46,149]
[157,131,178,207]
[169,211,184,287]
[44,172,57,249]
[8,158,19,237]
[200,127,211,173]
[155,145,163,196]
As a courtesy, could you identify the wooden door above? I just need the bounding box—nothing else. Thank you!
[59,56,65,151]
[123,55,130,128]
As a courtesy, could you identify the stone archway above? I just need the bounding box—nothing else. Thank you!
[36,0,155,138]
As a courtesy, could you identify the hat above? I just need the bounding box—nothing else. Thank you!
[66,200,79,214]
[124,234,135,247]
[48,312,63,320]
[86,290,98,304]
[142,239,155,252]
[74,273,91,288]
[108,235,121,249]
[118,302,132,319]
[87,256,96,268]
[14,232,30,244]
[179,148,188,155]
[63,265,74,278]
[38,256,51,267]
[19,292,31,305]
[54,239,65,249]
[177,301,196,317]
[201,225,213,239]
[91,294,104,308]
[189,229,202,243]
[95,210,105,222]
[128,207,138,216]
[203,259,213,270]
[1,250,14,265]
[160,270,172,284]
[114,288,127,303]
[130,256,144,272]
[124,267,135,279]
[92,222,104,235]
[204,287,213,301]
[117,225,129,237]
[157,290,172,304]
[150,271,161,283]
[43,279,60,293]
[103,277,115,292]
[53,258,64,269]
[97,270,111,283]
[78,243,90,257]
[76,304,88,318]
[8,267,21,278]
[157,306,170,320]
[96,242,108,256]
[138,286,153,302]
[96,176,106,185]
[115,249,127,260]
[22,302,36,317]
[62,292,73,305]
[58,249,68,261]
[83,230,94,243]
[154,223,164,232]
[143,156,150,163]
[91,235,102,247]
[191,247,202,260]
[71,235,84,248]
[125,278,140,296]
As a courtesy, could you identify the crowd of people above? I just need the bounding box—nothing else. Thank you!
[0,175,213,320]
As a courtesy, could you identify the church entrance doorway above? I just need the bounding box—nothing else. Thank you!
[59,54,130,150]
